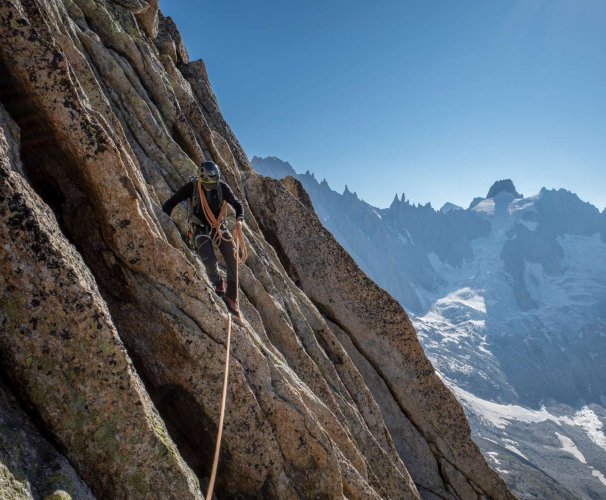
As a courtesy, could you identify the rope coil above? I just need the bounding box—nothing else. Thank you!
[197,179,248,264]
[197,179,228,248]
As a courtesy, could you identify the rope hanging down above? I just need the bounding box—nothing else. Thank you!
[205,313,232,500]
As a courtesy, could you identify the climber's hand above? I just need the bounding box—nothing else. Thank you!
[234,220,243,232]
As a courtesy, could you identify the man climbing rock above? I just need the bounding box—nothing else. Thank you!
[162,161,243,316]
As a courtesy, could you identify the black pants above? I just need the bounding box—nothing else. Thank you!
[193,225,238,300]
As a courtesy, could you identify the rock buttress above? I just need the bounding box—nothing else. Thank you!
[245,174,515,500]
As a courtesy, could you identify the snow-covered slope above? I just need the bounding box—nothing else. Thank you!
[252,156,606,499]
[414,185,606,498]
[417,189,606,406]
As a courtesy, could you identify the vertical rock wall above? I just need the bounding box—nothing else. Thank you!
[0,0,513,498]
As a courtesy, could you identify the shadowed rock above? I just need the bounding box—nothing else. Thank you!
[0,378,95,500]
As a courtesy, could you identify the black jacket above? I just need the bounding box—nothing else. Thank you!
[162,179,244,224]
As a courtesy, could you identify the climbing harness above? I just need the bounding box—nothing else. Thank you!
[197,178,248,264]
[199,177,247,500]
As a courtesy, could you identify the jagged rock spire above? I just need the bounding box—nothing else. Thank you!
[390,193,400,209]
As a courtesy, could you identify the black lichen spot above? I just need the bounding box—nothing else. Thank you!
[119,176,137,198]
[79,119,110,154]
[49,50,65,71]
[92,311,103,329]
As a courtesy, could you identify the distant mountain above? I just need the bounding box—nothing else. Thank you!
[251,156,493,311]
[440,202,463,214]
[252,155,606,499]
[486,178,523,199]
[248,155,297,179]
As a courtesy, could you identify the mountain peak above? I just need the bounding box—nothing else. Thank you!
[343,185,359,198]
[251,156,297,179]
[390,193,402,209]
[440,202,463,214]
[486,179,522,199]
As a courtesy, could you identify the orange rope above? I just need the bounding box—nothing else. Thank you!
[198,179,228,248]
[197,179,248,264]
[231,221,248,265]
[205,313,232,500]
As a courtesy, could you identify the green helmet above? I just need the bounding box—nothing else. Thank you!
[198,161,221,189]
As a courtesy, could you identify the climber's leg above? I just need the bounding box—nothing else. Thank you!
[217,230,239,316]
[218,231,238,300]
[193,227,221,285]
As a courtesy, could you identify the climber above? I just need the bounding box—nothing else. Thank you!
[162,160,243,316]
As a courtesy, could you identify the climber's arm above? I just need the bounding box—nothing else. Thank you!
[162,182,192,216]
[221,182,244,222]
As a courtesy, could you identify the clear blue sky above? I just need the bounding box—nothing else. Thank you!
[161,0,606,210]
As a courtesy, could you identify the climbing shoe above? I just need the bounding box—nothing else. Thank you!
[214,278,226,297]
[224,296,240,317]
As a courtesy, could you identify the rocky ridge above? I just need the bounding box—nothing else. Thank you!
[252,156,606,499]
[0,1,512,498]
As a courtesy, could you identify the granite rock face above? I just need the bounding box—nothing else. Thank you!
[0,101,200,499]
[0,1,513,498]
[0,378,95,500]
